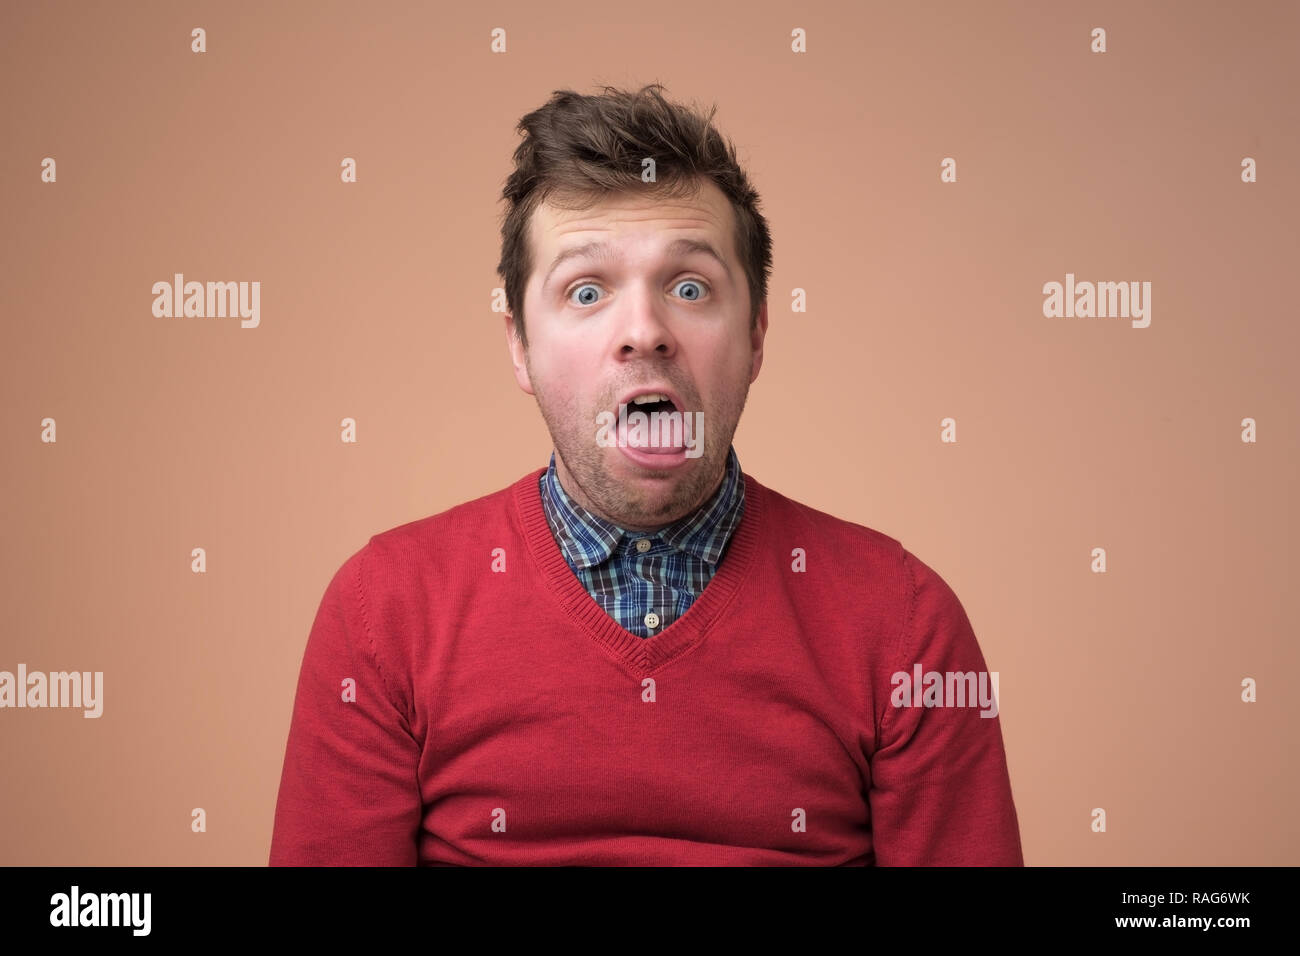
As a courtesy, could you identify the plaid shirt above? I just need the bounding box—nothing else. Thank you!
[538,445,745,639]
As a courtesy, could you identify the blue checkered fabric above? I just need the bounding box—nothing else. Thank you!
[538,445,745,638]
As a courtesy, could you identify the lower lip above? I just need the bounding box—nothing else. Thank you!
[616,441,690,470]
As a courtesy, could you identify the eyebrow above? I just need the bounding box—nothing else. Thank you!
[543,237,732,287]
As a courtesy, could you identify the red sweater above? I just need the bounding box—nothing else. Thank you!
[270,468,1024,866]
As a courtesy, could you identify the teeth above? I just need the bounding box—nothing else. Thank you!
[630,393,670,405]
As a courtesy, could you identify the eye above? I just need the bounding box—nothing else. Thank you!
[569,282,603,306]
[673,279,708,301]
[567,278,710,307]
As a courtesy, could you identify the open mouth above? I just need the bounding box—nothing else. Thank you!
[624,397,677,415]
[611,391,694,456]
[615,390,683,418]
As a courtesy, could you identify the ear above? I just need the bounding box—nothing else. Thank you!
[504,313,534,395]
[748,300,769,383]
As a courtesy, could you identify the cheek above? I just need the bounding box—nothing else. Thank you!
[711,345,751,382]
[538,343,586,382]
[536,375,582,415]
[703,355,750,407]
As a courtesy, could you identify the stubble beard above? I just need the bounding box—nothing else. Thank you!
[531,371,747,530]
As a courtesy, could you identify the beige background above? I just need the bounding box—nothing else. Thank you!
[1,0,1297,865]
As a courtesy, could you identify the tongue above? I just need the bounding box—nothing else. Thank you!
[622,402,684,451]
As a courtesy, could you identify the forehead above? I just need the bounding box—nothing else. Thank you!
[528,180,737,271]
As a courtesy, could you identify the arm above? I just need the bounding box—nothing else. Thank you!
[866,548,1024,865]
[269,546,422,866]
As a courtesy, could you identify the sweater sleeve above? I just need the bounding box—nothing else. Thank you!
[866,548,1024,865]
[269,546,422,866]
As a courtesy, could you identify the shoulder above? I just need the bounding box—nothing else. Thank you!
[368,470,537,560]
[747,472,905,569]
[746,474,967,619]
[325,470,539,598]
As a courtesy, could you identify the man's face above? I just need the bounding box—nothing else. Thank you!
[505,181,768,531]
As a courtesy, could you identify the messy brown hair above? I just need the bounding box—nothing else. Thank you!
[497,83,772,349]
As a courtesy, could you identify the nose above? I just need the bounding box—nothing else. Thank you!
[615,285,677,359]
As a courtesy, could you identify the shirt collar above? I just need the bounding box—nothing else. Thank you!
[540,445,745,570]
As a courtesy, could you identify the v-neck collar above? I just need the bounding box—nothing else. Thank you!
[514,466,764,675]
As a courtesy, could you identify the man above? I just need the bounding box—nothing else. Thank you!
[269,84,1023,866]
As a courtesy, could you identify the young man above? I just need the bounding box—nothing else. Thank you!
[270,84,1023,866]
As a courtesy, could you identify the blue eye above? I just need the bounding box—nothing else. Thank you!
[571,283,602,306]
[674,279,706,300]
[567,278,709,306]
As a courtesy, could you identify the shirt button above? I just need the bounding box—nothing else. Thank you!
[635,538,652,553]
[644,611,660,629]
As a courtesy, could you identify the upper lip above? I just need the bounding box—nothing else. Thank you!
[615,385,687,415]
